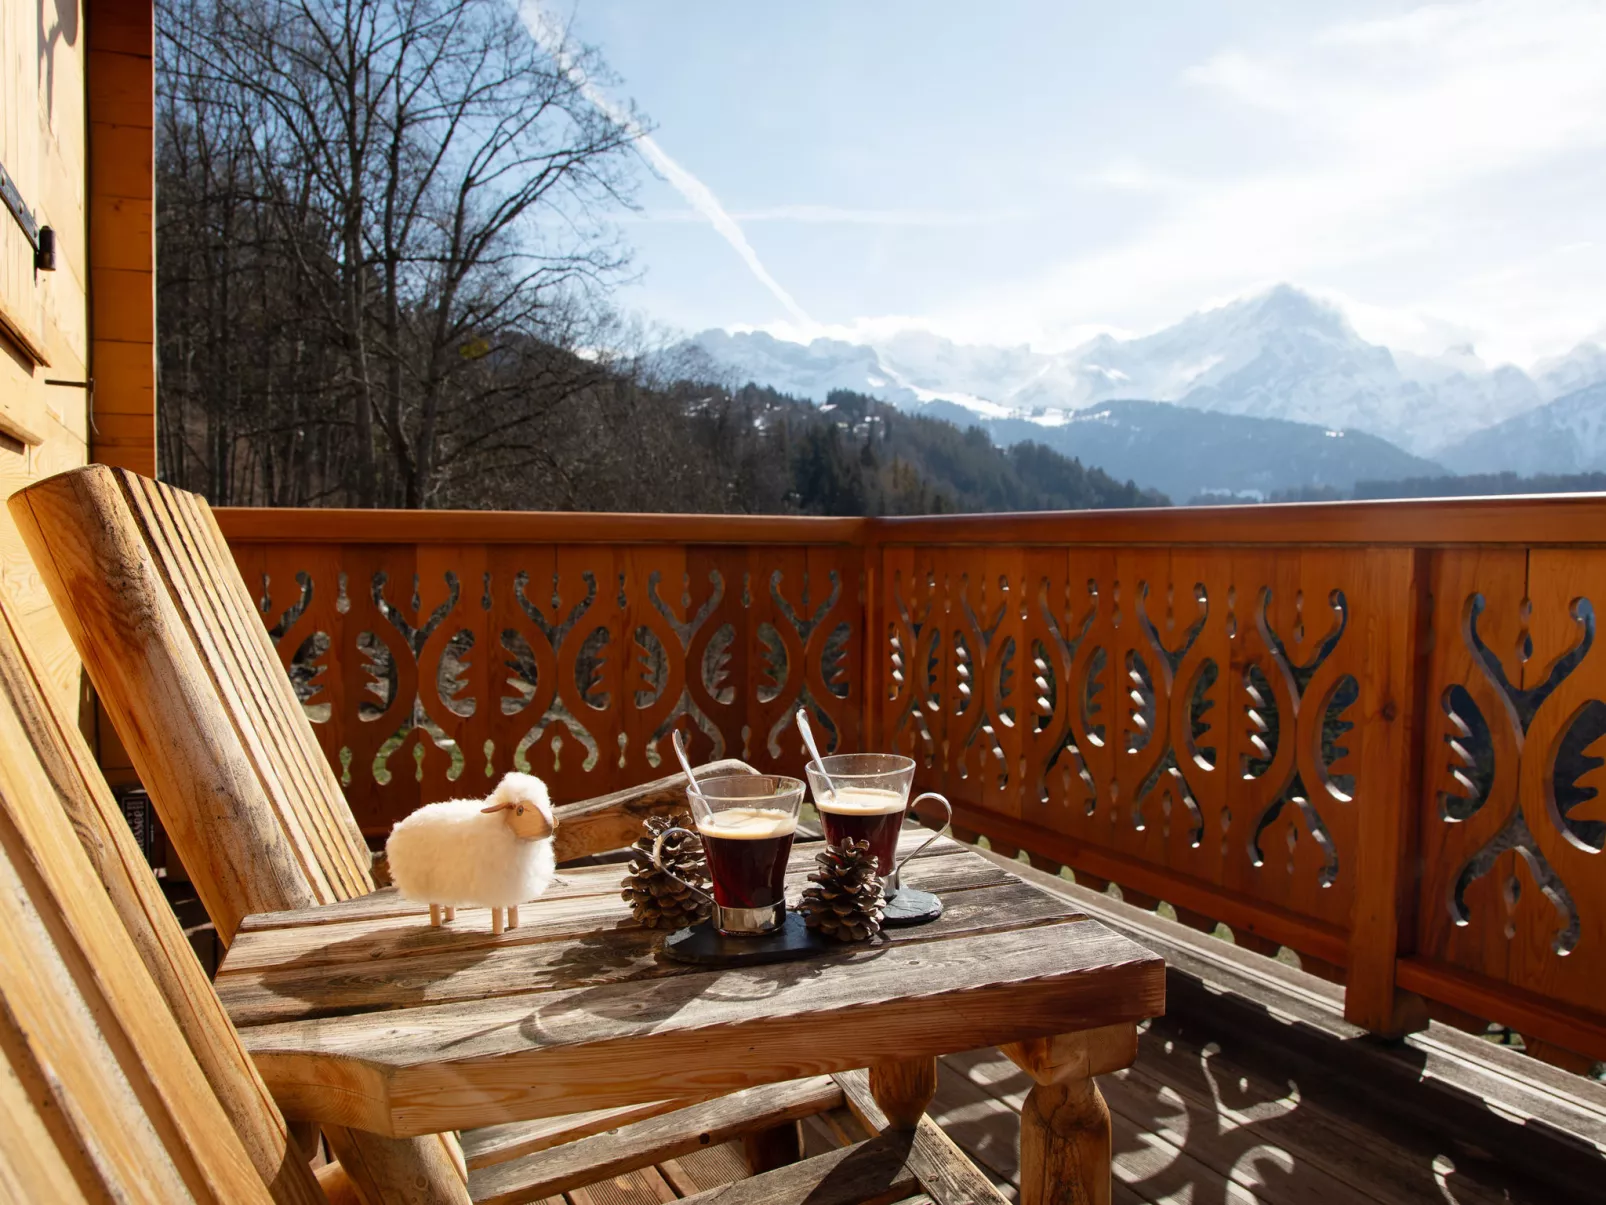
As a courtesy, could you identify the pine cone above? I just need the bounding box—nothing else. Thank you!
[799,839,885,942]
[622,813,712,930]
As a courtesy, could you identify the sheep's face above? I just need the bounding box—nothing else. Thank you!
[481,799,554,841]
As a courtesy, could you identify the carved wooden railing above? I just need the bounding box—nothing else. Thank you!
[216,498,1606,1066]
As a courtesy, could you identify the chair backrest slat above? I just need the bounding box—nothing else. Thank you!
[0,595,327,1205]
[182,485,373,885]
[129,473,370,898]
[126,473,347,903]
[0,600,300,1203]
[12,466,374,941]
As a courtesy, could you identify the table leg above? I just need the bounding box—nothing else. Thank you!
[1003,1023,1138,1205]
[1018,1075,1111,1205]
[869,1055,938,1128]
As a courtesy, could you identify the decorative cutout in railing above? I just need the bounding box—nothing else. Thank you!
[229,540,864,834]
[1420,550,1606,1023]
[879,547,1401,954]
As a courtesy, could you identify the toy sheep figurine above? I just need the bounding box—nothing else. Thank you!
[385,772,557,934]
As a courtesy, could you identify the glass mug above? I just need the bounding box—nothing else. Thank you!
[652,774,804,936]
[803,753,951,895]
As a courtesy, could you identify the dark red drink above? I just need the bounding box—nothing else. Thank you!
[817,787,907,875]
[696,807,797,909]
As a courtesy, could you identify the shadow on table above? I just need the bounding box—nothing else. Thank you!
[523,932,871,1034]
[257,913,663,1019]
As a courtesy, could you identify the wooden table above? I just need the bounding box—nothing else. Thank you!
[216,830,1165,1202]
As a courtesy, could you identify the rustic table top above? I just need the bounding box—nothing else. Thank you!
[216,830,1165,1139]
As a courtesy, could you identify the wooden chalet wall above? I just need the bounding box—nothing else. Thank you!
[0,0,91,718]
[86,0,156,477]
[0,0,156,736]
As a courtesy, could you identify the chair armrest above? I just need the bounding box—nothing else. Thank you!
[551,759,759,862]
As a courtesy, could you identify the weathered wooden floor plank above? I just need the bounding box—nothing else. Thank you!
[656,1142,750,1196]
[941,1021,1570,1205]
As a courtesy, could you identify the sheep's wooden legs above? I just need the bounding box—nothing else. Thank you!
[433,904,517,932]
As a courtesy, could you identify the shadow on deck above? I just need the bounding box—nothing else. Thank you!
[537,851,1606,1205]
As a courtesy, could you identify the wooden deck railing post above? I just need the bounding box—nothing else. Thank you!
[861,524,884,754]
[1342,548,1431,1038]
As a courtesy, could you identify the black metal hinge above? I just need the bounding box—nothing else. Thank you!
[0,158,56,271]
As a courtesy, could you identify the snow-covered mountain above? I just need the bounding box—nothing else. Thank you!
[684,285,1602,461]
[1444,381,1606,476]
[1534,340,1606,402]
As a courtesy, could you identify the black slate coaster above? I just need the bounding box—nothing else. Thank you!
[881,886,943,927]
[662,910,834,966]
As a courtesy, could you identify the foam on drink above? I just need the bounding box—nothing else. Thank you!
[816,786,905,815]
[696,806,797,840]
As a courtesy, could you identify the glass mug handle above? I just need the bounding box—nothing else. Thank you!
[891,792,952,882]
[651,827,717,910]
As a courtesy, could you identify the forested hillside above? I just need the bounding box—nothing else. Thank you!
[1353,471,1606,500]
[690,387,1167,515]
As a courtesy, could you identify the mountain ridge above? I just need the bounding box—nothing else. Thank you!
[1443,380,1606,477]
[680,285,1606,468]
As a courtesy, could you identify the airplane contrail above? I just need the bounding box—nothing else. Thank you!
[520,2,818,333]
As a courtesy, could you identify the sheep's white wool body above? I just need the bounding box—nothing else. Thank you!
[385,773,556,908]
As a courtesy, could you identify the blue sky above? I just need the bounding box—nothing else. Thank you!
[536,1,1606,366]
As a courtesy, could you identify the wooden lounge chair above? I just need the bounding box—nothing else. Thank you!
[12,465,1010,1205]
[0,571,1008,1204]
[0,585,323,1203]
[9,464,757,1201]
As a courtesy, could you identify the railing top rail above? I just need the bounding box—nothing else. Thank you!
[215,492,1606,549]
[873,493,1606,546]
[214,508,869,546]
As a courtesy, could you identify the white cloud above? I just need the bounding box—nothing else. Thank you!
[829,1,1606,364]
[1083,159,1186,194]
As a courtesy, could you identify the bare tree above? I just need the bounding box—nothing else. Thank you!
[157,0,640,506]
